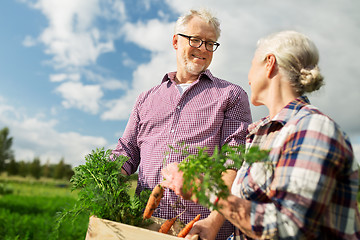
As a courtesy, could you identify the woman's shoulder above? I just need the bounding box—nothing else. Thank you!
[289,104,350,142]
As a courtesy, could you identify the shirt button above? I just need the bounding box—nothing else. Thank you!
[177,106,181,109]
[171,129,175,133]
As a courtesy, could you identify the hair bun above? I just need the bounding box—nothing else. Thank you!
[299,66,324,92]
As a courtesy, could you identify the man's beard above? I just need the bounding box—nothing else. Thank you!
[182,56,207,75]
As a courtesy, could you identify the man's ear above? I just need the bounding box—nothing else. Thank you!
[172,34,178,50]
[265,54,276,78]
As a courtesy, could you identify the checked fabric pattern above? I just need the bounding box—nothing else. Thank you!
[112,69,252,240]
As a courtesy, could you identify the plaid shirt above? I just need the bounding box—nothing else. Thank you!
[232,96,360,239]
[112,69,252,240]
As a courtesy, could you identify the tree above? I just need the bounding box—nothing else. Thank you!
[42,160,53,178]
[18,161,29,177]
[64,163,74,180]
[54,158,65,179]
[0,127,14,172]
[6,158,18,176]
[53,158,74,180]
[30,157,42,179]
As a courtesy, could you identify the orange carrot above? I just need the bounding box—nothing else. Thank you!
[143,184,164,219]
[158,209,186,234]
[158,217,177,233]
[177,214,201,238]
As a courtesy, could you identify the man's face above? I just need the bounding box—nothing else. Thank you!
[173,16,217,77]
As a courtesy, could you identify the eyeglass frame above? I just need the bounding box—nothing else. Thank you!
[177,33,220,52]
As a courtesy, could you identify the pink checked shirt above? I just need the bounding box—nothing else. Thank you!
[112,69,252,240]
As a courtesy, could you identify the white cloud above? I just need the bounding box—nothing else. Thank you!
[102,95,136,120]
[101,79,127,90]
[40,27,114,68]
[50,73,81,82]
[83,70,128,90]
[122,19,174,52]
[121,52,137,68]
[0,97,107,166]
[50,73,68,82]
[101,18,176,120]
[55,81,103,114]
[22,0,129,120]
[27,0,117,68]
[22,35,37,47]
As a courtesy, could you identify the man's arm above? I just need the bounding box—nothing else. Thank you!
[111,95,143,175]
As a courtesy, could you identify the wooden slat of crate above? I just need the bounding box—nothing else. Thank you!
[85,215,184,240]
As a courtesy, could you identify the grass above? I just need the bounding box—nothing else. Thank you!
[0,176,87,240]
[1,174,359,239]
[0,175,138,240]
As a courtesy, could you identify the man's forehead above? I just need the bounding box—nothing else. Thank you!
[184,18,217,41]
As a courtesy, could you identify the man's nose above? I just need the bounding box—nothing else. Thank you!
[198,43,207,51]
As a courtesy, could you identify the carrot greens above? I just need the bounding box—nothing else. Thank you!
[175,144,270,210]
[55,148,151,235]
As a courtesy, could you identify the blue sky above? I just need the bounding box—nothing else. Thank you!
[1,0,359,167]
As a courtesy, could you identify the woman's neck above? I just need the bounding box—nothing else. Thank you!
[266,76,299,119]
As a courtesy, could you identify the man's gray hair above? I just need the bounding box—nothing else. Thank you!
[174,9,221,40]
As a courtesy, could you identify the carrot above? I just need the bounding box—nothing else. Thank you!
[177,214,201,238]
[143,184,165,219]
[158,217,177,233]
[158,209,186,234]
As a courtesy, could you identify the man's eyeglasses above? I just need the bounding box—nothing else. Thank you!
[177,34,220,52]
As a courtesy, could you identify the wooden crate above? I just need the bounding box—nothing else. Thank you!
[85,215,191,240]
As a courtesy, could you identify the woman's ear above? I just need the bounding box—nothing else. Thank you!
[265,54,276,78]
[172,34,178,50]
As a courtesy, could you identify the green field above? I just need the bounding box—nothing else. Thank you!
[0,176,137,240]
[1,174,359,240]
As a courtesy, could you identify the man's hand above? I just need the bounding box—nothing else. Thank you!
[120,167,128,175]
[185,211,225,240]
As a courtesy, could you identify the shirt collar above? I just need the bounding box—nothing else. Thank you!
[248,96,310,134]
[272,96,310,124]
[162,69,214,83]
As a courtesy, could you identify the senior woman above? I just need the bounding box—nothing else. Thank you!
[163,30,360,239]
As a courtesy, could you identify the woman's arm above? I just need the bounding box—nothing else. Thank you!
[216,195,259,239]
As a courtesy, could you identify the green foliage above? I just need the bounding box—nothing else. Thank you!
[18,160,29,177]
[176,144,270,210]
[53,158,74,180]
[56,148,151,236]
[0,127,14,172]
[7,158,18,176]
[0,190,87,240]
[0,182,13,195]
[29,157,42,179]
[5,158,74,180]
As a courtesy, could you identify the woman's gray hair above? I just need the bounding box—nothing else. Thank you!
[256,31,324,95]
[174,9,221,40]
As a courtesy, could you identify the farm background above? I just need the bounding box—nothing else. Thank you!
[1,173,360,240]
[0,174,138,240]
[0,176,89,240]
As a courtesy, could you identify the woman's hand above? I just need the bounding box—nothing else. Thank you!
[161,162,185,195]
[161,162,201,201]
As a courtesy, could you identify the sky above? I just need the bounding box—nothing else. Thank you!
[0,0,359,167]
